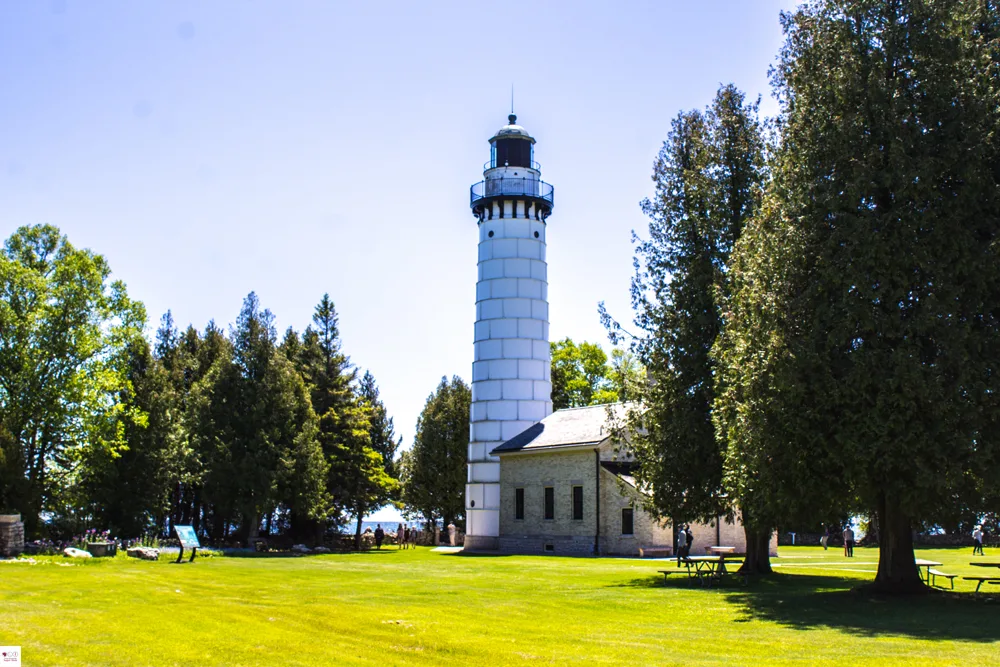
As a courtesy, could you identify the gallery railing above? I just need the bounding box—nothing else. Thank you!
[470,178,554,207]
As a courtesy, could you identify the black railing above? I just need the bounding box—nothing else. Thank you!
[470,178,554,207]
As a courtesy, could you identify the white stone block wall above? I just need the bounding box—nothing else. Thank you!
[466,195,552,550]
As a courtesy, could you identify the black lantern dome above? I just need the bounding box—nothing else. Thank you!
[470,114,554,221]
[487,114,537,170]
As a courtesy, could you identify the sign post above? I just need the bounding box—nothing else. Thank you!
[173,525,201,563]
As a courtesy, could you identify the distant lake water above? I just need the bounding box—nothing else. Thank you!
[345,520,433,534]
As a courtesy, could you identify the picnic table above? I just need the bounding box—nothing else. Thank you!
[914,559,942,585]
[965,562,1000,591]
[684,555,742,585]
[708,546,736,555]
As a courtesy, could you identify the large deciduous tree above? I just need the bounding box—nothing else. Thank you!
[0,225,145,535]
[717,0,1000,592]
[549,338,619,410]
[604,85,768,572]
[401,376,470,530]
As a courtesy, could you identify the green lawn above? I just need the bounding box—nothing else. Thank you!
[2,545,999,665]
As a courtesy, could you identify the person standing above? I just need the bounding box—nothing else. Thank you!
[821,525,830,551]
[374,524,385,550]
[396,523,405,550]
[973,525,984,556]
[843,525,855,557]
[685,526,694,558]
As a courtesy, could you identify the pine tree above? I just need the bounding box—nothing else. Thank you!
[359,370,401,480]
[401,376,470,530]
[605,85,767,572]
[192,293,325,544]
[288,295,396,547]
[78,338,187,537]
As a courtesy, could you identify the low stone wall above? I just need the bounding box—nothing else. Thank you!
[0,515,25,557]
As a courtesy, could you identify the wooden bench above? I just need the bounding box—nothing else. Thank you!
[927,569,957,589]
[962,575,1000,592]
[640,547,673,558]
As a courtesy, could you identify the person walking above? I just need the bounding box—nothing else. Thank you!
[396,523,405,549]
[403,526,411,550]
[374,524,385,550]
[821,525,830,551]
[973,525,984,556]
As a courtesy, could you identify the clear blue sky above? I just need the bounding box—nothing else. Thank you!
[1,0,795,456]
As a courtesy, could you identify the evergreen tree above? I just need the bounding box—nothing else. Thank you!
[604,85,767,572]
[192,293,326,543]
[288,295,396,547]
[717,0,1000,591]
[401,376,470,530]
[359,370,401,480]
[78,338,188,537]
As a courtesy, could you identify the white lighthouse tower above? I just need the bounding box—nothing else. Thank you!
[464,114,554,550]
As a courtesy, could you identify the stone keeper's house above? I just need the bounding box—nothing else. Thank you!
[491,403,777,557]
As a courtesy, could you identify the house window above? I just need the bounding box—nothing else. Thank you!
[544,486,554,520]
[515,488,525,520]
[621,508,634,535]
[572,486,584,521]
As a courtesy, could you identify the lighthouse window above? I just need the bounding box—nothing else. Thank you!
[495,138,531,168]
[488,230,494,238]
[534,231,539,238]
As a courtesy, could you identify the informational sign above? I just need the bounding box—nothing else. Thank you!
[174,525,200,549]
[1,646,21,666]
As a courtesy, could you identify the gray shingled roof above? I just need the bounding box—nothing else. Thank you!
[490,403,627,454]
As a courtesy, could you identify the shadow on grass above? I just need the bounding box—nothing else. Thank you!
[440,551,515,558]
[612,570,1000,642]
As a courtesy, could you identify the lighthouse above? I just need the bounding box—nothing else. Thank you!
[465,114,554,550]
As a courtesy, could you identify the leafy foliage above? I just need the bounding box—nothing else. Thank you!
[0,225,146,534]
[549,338,620,410]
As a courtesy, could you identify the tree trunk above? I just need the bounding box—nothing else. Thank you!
[192,489,202,535]
[871,493,926,594]
[353,506,365,550]
[738,524,773,575]
[245,511,260,546]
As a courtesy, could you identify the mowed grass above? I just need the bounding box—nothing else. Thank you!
[2,545,999,666]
